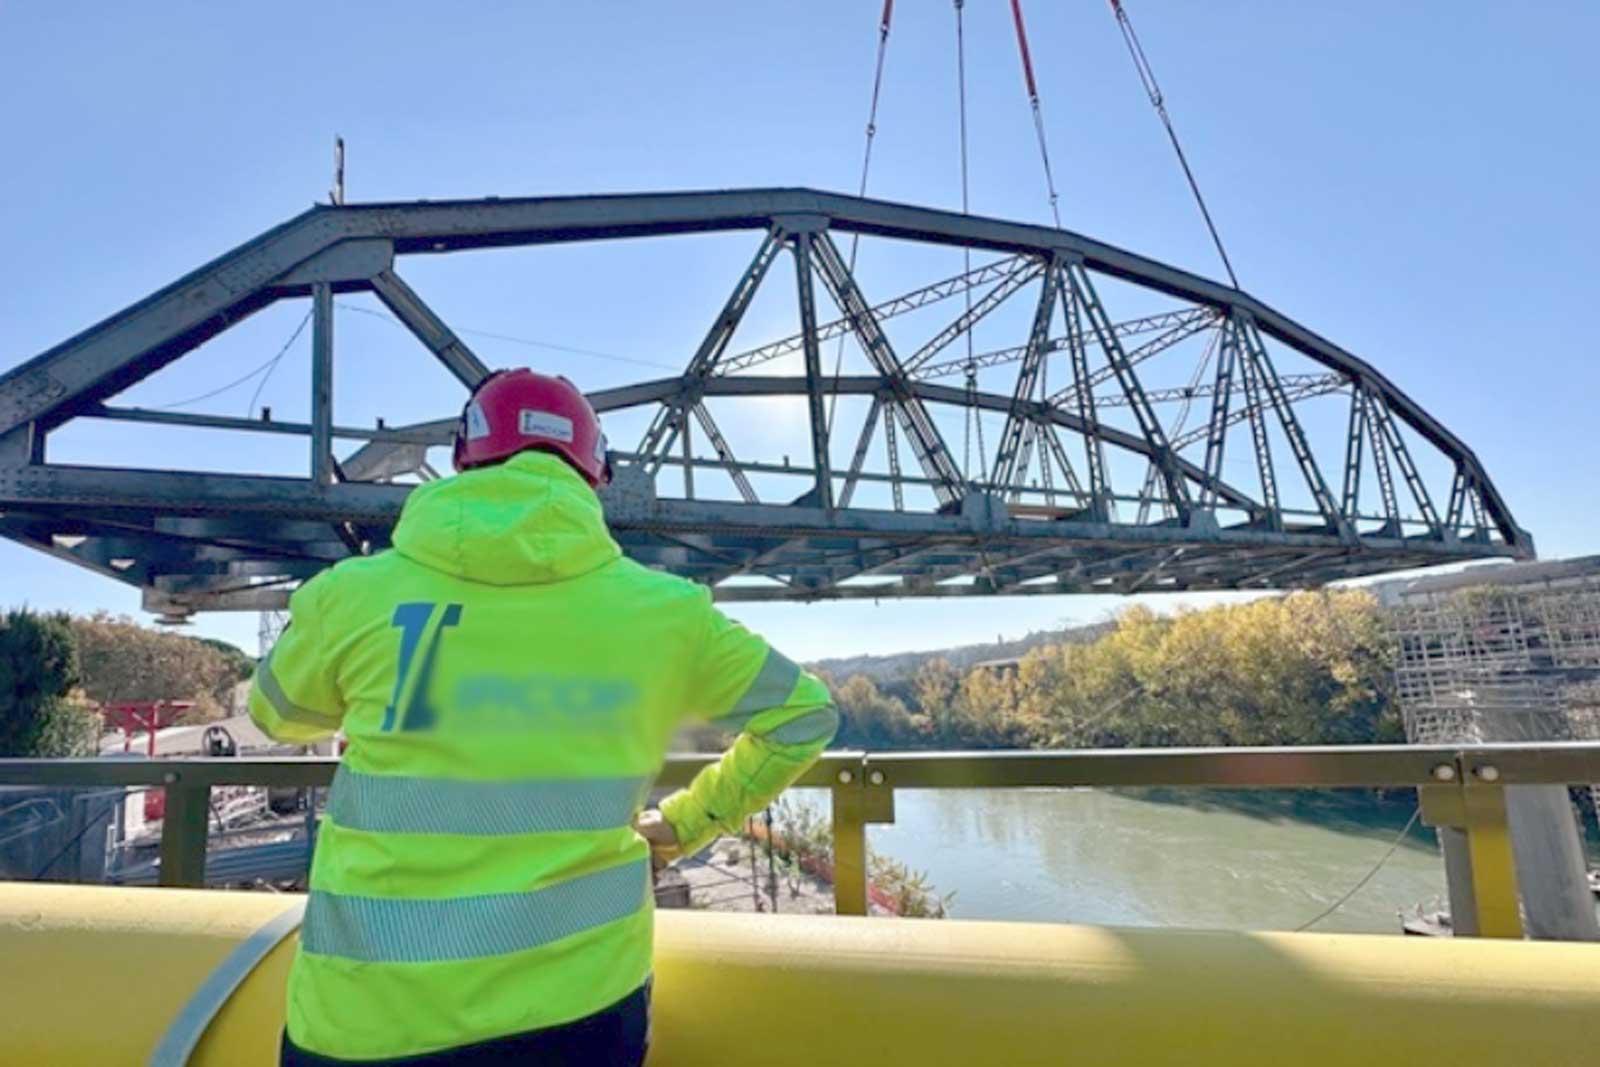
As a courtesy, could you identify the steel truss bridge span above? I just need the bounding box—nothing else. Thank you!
[0,189,1530,618]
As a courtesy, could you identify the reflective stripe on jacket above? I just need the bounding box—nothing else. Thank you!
[249,451,835,1061]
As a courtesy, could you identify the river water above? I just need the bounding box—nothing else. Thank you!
[852,788,1447,934]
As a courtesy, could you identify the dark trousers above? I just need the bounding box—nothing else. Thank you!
[281,982,650,1066]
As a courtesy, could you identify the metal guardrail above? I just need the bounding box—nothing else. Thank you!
[5,742,1600,936]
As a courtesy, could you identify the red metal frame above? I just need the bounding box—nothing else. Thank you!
[100,701,194,756]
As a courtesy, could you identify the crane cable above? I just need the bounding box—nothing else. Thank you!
[1294,807,1422,931]
[1007,0,1063,228]
[955,0,987,482]
[826,0,895,436]
[150,310,311,413]
[1108,0,1240,288]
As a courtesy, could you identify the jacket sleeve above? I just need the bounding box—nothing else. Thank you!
[247,577,345,744]
[659,597,838,856]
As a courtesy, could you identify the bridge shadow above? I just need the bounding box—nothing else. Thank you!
[1045,921,1591,1066]
[648,908,1595,1065]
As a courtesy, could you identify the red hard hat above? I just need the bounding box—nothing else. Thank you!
[451,369,611,486]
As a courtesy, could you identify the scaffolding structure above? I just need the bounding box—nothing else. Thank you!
[1387,557,1600,828]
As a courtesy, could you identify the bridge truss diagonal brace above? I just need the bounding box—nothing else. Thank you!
[806,229,966,508]
[902,258,1042,373]
[883,402,905,512]
[1340,381,1367,519]
[1045,308,1217,408]
[1169,374,1347,455]
[839,393,884,510]
[1036,419,1088,504]
[1367,387,1443,536]
[784,221,835,510]
[992,256,1062,495]
[1363,390,1402,533]
[716,255,1030,378]
[638,230,784,476]
[368,270,490,388]
[1063,271,1112,521]
[1064,258,1193,521]
[690,402,757,504]
[1009,422,1040,505]
[1234,313,1352,541]
[1447,466,1468,528]
[1445,465,1487,539]
[1198,316,1238,510]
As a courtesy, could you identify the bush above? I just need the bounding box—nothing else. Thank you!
[750,797,950,918]
[33,695,103,757]
[869,853,955,919]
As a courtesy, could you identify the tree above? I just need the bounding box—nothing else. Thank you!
[0,609,87,757]
[912,658,967,745]
[836,590,1398,753]
[1012,590,1397,750]
[195,636,257,685]
[72,613,252,722]
[831,674,920,747]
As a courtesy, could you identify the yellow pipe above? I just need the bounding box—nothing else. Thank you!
[3,883,1598,1066]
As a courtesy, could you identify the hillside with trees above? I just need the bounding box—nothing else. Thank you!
[810,620,1113,684]
[821,591,1397,750]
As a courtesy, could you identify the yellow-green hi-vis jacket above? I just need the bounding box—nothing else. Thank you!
[248,451,836,1061]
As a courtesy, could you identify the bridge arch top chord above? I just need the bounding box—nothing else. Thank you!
[0,188,1530,616]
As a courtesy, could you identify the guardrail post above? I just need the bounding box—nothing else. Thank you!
[830,756,896,916]
[158,774,210,888]
[1460,771,1523,939]
[1419,756,1523,939]
[830,770,868,916]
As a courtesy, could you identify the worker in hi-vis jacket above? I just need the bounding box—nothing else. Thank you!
[250,368,837,1066]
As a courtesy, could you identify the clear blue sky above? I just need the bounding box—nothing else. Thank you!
[2,1,1596,660]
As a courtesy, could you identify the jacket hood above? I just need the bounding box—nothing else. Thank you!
[391,451,621,586]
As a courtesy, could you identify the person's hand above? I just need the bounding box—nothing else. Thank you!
[634,809,681,868]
